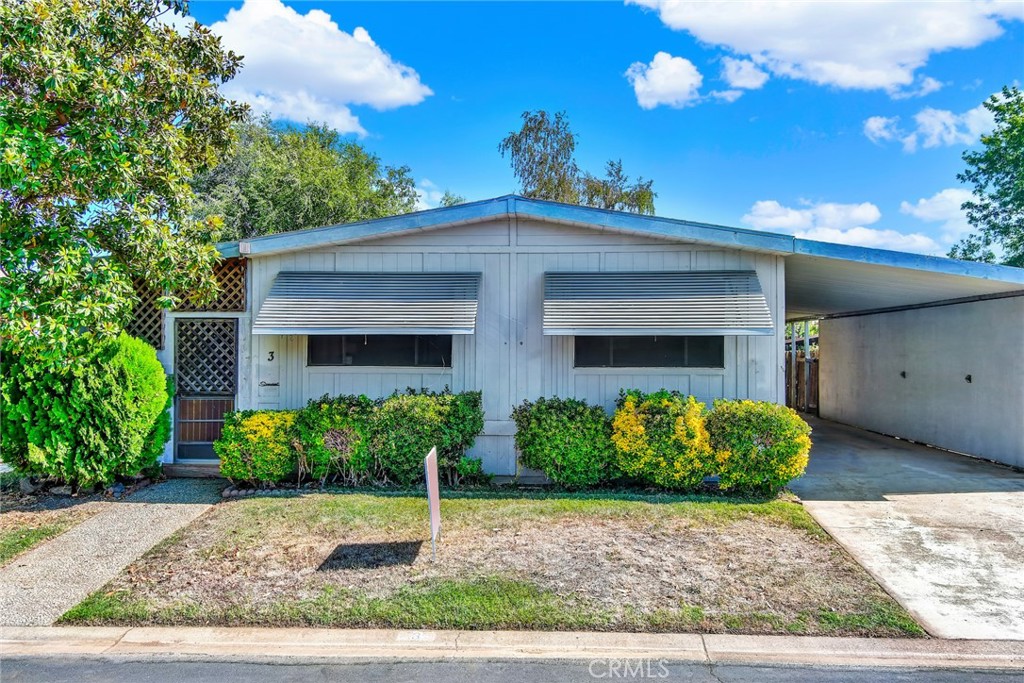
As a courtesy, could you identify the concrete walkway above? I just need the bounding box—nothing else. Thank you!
[790,418,1024,640]
[0,479,221,626]
[2,626,1022,669]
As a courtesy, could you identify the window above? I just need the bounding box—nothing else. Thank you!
[308,335,452,367]
[574,336,724,368]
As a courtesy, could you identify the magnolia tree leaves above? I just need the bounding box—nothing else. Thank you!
[0,0,248,365]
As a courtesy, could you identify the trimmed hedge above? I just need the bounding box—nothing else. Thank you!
[0,333,171,488]
[511,392,812,494]
[611,390,714,490]
[706,399,812,495]
[214,389,486,486]
[293,394,375,485]
[510,397,615,489]
[373,389,486,486]
[216,410,298,483]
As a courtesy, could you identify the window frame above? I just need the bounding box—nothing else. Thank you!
[306,334,454,369]
[572,335,725,369]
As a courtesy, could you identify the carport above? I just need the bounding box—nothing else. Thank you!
[782,240,1024,469]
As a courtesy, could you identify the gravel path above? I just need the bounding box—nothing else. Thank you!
[0,479,222,626]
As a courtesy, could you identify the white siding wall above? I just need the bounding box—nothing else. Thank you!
[819,295,1024,468]
[244,217,786,474]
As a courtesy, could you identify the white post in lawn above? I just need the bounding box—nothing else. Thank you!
[424,446,441,560]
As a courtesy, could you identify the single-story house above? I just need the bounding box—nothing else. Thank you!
[128,195,1024,473]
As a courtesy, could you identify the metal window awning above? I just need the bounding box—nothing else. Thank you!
[543,271,775,336]
[253,272,481,335]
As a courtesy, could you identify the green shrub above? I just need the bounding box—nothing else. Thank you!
[0,333,171,488]
[706,400,812,495]
[510,397,615,489]
[371,389,485,486]
[611,390,714,490]
[215,410,298,484]
[293,394,375,485]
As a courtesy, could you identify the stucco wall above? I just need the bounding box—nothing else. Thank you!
[819,295,1024,468]
[243,216,787,475]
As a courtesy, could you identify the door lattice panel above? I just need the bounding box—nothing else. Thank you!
[176,258,246,312]
[126,279,165,349]
[174,319,238,395]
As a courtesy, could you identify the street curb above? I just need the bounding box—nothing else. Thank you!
[2,627,1023,669]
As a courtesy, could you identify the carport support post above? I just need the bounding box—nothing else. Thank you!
[802,320,811,413]
[789,323,798,408]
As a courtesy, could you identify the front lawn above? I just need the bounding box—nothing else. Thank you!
[61,491,922,636]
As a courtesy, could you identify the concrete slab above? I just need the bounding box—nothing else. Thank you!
[0,480,221,626]
[790,418,1024,640]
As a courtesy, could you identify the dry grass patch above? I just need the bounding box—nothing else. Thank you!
[61,491,922,636]
[0,474,109,566]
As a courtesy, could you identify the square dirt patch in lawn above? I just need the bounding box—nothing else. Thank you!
[62,492,923,636]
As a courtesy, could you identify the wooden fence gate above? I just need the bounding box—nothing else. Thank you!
[174,318,238,460]
[786,354,819,414]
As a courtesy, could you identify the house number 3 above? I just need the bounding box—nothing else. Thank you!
[267,351,275,361]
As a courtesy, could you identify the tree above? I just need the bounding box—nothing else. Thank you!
[499,110,657,214]
[439,191,467,208]
[0,0,247,365]
[581,160,655,214]
[498,111,580,204]
[191,118,419,240]
[948,86,1024,267]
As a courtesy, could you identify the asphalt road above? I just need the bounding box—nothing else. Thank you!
[1,657,1020,683]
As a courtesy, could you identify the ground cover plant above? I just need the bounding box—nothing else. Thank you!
[61,491,921,637]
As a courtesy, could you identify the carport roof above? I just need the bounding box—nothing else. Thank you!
[218,195,1024,321]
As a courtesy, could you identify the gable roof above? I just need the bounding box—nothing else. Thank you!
[219,194,1024,320]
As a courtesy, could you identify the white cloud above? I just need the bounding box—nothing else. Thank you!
[906,103,994,151]
[900,188,974,242]
[629,0,1020,95]
[889,75,944,100]
[414,179,444,211]
[721,57,768,89]
[742,199,941,253]
[863,115,902,144]
[626,51,703,109]
[209,0,432,135]
[862,100,995,152]
[710,89,743,103]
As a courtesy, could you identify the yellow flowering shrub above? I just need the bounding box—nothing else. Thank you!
[706,400,812,494]
[611,390,714,490]
[215,410,298,483]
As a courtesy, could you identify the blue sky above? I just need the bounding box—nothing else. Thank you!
[185,0,1023,254]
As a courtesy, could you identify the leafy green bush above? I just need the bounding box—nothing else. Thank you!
[510,397,615,489]
[0,333,171,488]
[611,390,714,490]
[706,400,812,494]
[371,389,485,486]
[216,410,298,484]
[293,394,375,485]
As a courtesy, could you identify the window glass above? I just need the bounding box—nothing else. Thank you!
[308,335,452,367]
[574,336,724,368]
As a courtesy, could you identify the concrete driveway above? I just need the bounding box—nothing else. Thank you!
[790,417,1024,640]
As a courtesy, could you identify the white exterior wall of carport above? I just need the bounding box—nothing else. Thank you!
[241,216,787,475]
[819,294,1024,469]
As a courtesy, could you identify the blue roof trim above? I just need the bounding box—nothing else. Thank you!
[794,239,1024,284]
[512,198,794,253]
[235,197,510,256]
[214,194,1024,286]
